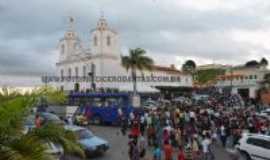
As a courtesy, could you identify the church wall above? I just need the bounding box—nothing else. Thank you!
[91,30,120,59]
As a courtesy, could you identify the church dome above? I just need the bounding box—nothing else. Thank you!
[96,16,109,30]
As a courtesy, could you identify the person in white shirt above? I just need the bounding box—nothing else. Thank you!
[190,111,195,119]
[202,135,213,160]
[220,125,227,147]
[130,112,135,121]
[118,108,123,117]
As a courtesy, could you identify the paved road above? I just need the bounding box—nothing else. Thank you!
[66,125,239,160]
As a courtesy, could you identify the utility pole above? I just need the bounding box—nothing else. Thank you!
[230,65,233,94]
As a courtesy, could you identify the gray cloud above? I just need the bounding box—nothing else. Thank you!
[0,0,270,78]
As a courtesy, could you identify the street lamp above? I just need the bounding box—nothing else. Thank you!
[230,65,233,94]
[88,63,96,92]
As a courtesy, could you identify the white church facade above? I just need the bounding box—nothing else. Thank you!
[54,16,193,92]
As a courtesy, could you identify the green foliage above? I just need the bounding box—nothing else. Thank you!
[0,87,25,104]
[0,87,84,160]
[195,68,225,84]
[32,86,67,105]
[0,97,35,137]
[121,48,154,72]
[29,124,85,158]
[0,135,52,160]
[121,48,154,94]
[261,73,270,91]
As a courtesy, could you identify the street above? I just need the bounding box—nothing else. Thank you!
[67,125,237,160]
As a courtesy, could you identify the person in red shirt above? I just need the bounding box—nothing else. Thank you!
[35,114,41,128]
[163,129,170,145]
[178,146,185,160]
[164,140,173,160]
[130,120,140,138]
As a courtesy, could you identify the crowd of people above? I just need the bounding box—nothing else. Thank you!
[121,93,270,160]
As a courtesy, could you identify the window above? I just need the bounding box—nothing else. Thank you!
[61,44,65,54]
[75,67,79,78]
[60,69,64,78]
[249,75,253,79]
[254,75,257,79]
[68,68,72,78]
[247,138,270,149]
[107,36,111,46]
[94,36,98,46]
[83,65,87,77]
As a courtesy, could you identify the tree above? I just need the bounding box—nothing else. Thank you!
[182,60,196,73]
[260,57,268,67]
[196,68,225,85]
[121,48,154,95]
[245,60,259,68]
[0,88,84,160]
[32,86,67,105]
[262,73,270,89]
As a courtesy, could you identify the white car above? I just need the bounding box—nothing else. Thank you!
[235,133,270,160]
[45,142,64,160]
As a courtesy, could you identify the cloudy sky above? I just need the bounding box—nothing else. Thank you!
[1,0,270,80]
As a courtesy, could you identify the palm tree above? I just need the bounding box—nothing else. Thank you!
[121,48,154,95]
[0,87,85,160]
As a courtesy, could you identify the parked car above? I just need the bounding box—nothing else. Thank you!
[65,125,109,157]
[37,112,65,125]
[47,105,78,120]
[23,113,64,160]
[260,109,270,116]
[256,113,270,121]
[24,112,64,133]
[235,133,270,160]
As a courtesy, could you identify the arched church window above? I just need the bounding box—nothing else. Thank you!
[75,67,79,78]
[91,63,96,74]
[60,69,64,78]
[61,44,65,54]
[94,36,98,46]
[83,65,87,77]
[107,36,111,46]
[68,68,72,78]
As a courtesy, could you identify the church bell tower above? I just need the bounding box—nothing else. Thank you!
[90,15,121,60]
[58,17,81,62]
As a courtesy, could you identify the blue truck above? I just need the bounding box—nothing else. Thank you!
[69,93,142,125]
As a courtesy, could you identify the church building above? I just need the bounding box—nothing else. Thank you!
[55,16,193,92]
